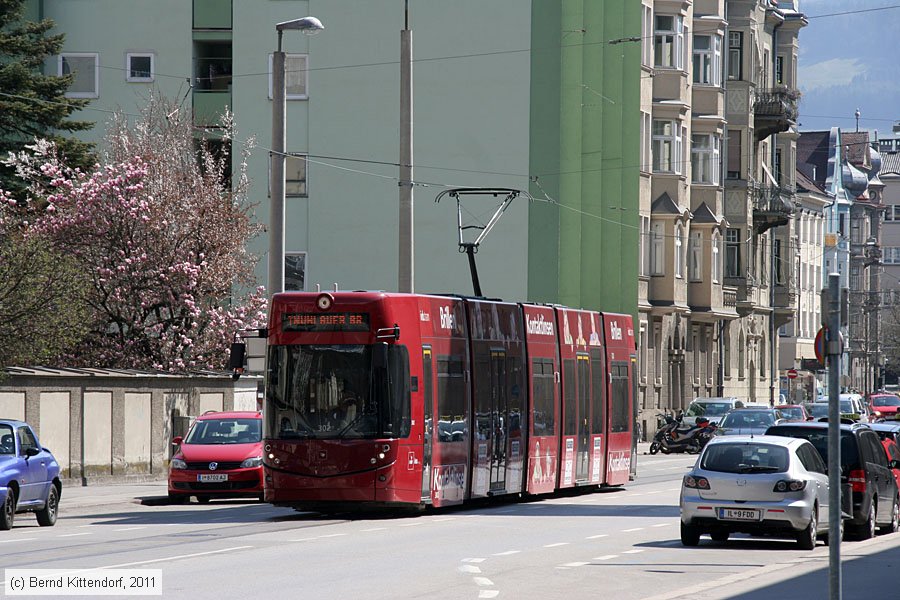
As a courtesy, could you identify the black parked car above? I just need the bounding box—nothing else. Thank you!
[766,422,900,539]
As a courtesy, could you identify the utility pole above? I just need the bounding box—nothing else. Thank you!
[826,272,842,600]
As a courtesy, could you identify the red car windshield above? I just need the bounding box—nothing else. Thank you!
[184,419,262,445]
[872,395,900,408]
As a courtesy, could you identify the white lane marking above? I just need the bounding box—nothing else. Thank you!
[59,533,92,538]
[586,534,609,540]
[667,487,682,491]
[462,558,486,563]
[433,517,456,522]
[593,555,618,560]
[0,538,36,544]
[104,546,255,570]
[623,528,644,532]
[623,549,645,554]
[652,523,671,528]
[399,522,423,527]
[289,537,320,542]
[459,565,482,574]
[628,493,644,497]
[544,542,569,548]
[361,527,387,532]
[473,577,494,587]
[317,533,347,538]
[479,591,500,599]
[77,524,95,528]
[560,562,589,568]
[492,550,521,556]
[645,490,663,494]
[114,527,146,532]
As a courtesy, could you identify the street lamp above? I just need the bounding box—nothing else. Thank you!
[269,16,324,296]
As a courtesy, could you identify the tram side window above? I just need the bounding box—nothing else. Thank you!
[508,356,523,438]
[610,362,630,433]
[563,359,577,436]
[590,350,605,433]
[473,356,491,440]
[383,344,411,438]
[532,359,555,437]
[437,355,466,442]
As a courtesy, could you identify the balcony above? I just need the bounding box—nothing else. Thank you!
[754,87,800,140]
[752,185,795,234]
[724,275,758,316]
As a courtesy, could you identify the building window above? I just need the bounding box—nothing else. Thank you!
[712,231,721,283]
[284,252,306,291]
[725,228,741,277]
[651,221,665,276]
[653,119,682,173]
[689,231,702,282]
[774,238,784,285]
[774,148,783,185]
[642,5,653,67]
[269,54,309,100]
[59,53,99,98]
[691,134,721,184]
[727,129,742,179]
[775,55,784,85]
[692,35,721,86]
[728,31,743,80]
[126,52,154,82]
[269,153,308,197]
[640,215,651,276]
[640,112,651,172]
[654,14,684,69]
[674,224,684,279]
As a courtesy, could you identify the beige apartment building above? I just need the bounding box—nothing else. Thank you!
[637,0,806,438]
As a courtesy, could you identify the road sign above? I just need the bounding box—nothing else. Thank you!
[787,369,798,379]
[814,328,827,366]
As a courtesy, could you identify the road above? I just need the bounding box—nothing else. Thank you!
[2,451,900,599]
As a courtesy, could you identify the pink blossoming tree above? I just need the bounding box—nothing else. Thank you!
[1,96,268,371]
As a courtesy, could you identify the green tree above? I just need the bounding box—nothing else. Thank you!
[0,231,89,370]
[0,0,95,195]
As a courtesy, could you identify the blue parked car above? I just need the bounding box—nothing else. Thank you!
[0,420,61,529]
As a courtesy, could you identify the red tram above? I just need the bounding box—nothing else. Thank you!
[262,291,636,510]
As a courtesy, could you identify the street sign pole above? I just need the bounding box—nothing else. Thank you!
[826,273,842,600]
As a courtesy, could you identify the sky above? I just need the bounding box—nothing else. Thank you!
[797,1,900,135]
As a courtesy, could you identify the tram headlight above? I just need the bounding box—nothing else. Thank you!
[171,458,187,470]
[240,456,263,468]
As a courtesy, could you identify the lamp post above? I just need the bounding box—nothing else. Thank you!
[398,1,414,292]
[269,16,324,296]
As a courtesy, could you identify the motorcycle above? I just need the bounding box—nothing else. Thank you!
[649,412,716,455]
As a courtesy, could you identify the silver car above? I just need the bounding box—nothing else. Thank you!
[680,435,834,549]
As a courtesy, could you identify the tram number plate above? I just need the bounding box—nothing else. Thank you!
[718,508,760,521]
[198,474,228,482]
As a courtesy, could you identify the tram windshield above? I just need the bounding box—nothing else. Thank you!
[266,344,410,440]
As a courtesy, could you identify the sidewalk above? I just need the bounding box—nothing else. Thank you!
[58,480,169,513]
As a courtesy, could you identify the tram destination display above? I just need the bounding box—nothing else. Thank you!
[282,312,370,332]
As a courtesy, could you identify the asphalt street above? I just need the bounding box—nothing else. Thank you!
[0,447,897,599]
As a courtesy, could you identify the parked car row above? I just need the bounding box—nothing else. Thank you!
[680,419,900,548]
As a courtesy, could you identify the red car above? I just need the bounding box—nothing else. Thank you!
[881,438,900,492]
[774,404,812,422]
[869,394,900,420]
[168,411,264,504]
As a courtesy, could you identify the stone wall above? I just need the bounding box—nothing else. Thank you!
[0,369,261,485]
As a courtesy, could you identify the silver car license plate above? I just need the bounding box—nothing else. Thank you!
[718,508,761,521]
